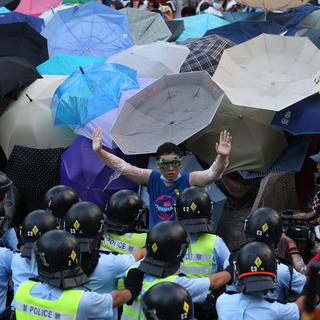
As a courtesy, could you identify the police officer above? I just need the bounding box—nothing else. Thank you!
[15,230,139,320]
[44,185,79,227]
[217,241,309,320]
[121,221,232,320]
[101,190,147,254]
[141,282,196,320]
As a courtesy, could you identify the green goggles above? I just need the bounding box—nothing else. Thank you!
[156,157,182,170]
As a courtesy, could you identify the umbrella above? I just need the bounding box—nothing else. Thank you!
[298,9,320,29]
[41,2,133,58]
[0,56,42,106]
[37,54,105,75]
[51,63,139,127]
[2,0,20,10]
[0,7,9,13]
[204,21,287,44]
[175,14,229,43]
[139,154,227,231]
[74,77,155,149]
[110,71,224,155]
[0,75,76,158]
[298,28,320,49]
[213,34,320,111]
[0,22,48,66]
[180,34,234,77]
[39,4,75,25]
[108,41,190,78]
[14,0,61,16]
[271,93,320,135]
[0,11,44,32]
[120,8,172,45]
[185,96,288,172]
[236,0,309,11]
[165,20,184,42]
[60,136,141,210]
[62,0,94,3]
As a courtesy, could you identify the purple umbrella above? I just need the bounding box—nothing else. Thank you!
[60,136,142,210]
[0,12,44,32]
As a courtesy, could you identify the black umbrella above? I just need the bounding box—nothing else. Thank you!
[0,0,20,10]
[0,23,48,67]
[165,20,184,42]
[0,56,41,106]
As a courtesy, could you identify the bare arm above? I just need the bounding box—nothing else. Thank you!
[111,289,132,307]
[189,130,231,187]
[208,271,232,290]
[93,128,151,186]
[132,248,146,261]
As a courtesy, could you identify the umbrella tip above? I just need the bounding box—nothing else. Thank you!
[79,67,85,74]
[25,93,33,102]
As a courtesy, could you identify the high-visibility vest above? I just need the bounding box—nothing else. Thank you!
[179,233,216,278]
[100,232,147,254]
[15,280,84,320]
[121,273,178,320]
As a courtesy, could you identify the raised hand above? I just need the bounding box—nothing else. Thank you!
[92,127,103,152]
[216,130,232,157]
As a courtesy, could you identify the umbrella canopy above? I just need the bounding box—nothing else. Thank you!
[180,34,234,77]
[111,71,224,155]
[60,136,141,210]
[185,96,288,172]
[213,34,320,111]
[74,77,155,149]
[0,7,10,13]
[14,0,61,16]
[204,21,287,44]
[236,0,309,11]
[0,11,44,32]
[37,54,105,75]
[298,28,320,49]
[108,41,190,78]
[271,93,320,135]
[298,9,320,29]
[51,63,138,127]
[41,2,133,58]
[0,22,48,66]
[165,19,184,42]
[62,0,94,3]
[39,4,75,25]
[120,8,171,45]
[2,0,20,10]
[0,75,76,158]
[176,14,229,43]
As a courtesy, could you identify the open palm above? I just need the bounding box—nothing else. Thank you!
[216,130,232,156]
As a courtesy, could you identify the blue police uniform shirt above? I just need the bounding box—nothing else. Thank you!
[216,292,299,320]
[0,247,13,316]
[1,227,18,252]
[23,282,114,320]
[147,171,190,228]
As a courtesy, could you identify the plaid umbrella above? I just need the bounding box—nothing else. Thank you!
[180,34,234,77]
[120,8,172,45]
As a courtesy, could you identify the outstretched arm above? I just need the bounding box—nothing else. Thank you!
[189,130,232,187]
[93,128,152,186]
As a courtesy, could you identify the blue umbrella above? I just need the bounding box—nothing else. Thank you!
[204,21,286,44]
[0,11,44,32]
[51,62,139,127]
[271,94,320,135]
[176,14,229,43]
[37,54,106,75]
[0,7,10,13]
[41,2,133,58]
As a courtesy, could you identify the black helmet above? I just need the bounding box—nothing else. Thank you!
[105,189,145,234]
[142,282,196,320]
[44,185,80,219]
[235,241,277,294]
[64,201,105,254]
[0,202,7,237]
[35,229,88,289]
[139,221,189,278]
[175,187,214,233]
[244,207,282,248]
[21,210,57,258]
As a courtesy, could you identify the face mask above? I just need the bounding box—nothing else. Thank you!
[160,172,182,183]
[213,2,222,9]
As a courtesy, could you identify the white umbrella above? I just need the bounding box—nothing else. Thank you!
[213,34,320,111]
[39,4,76,25]
[235,0,309,11]
[0,75,76,158]
[108,41,190,79]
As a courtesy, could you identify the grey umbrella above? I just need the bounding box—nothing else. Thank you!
[110,71,224,155]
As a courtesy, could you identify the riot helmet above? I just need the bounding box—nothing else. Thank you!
[139,221,189,278]
[0,202,7,238]
[244,207,282,248]
[44,185,79,220]
[235,241,277,294]
[0,171,15,220]
[35,229,88,289]
[175,187,214,233]
[64,201,105,254]
[105,189,145,234]
[142,282,196,320]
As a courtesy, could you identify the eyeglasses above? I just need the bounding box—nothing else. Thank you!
[156,157,182,170]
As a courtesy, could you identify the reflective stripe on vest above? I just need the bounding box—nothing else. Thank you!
[100,232,147,254]
[178,233,216,278]
[15,280,84,320]
[121,274,178,320]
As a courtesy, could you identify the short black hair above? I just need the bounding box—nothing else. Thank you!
[156,142,182,160]
[199,2,210,11]
[181,6,196,17]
